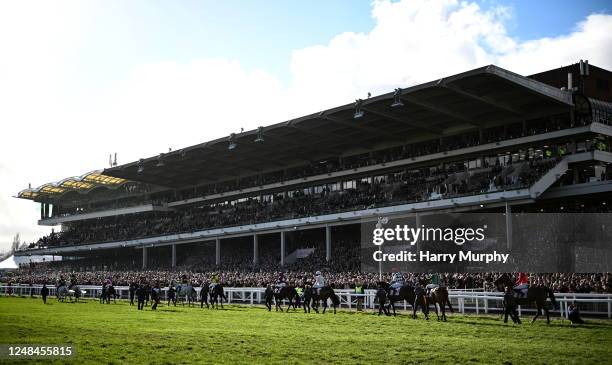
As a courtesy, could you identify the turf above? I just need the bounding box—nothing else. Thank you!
[0,297,610,364]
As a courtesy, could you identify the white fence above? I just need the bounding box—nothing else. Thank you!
[1,284,610,318]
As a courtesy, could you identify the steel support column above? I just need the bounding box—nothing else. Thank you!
[325,226,331,262]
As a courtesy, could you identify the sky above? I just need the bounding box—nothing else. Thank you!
[0,0,611,253]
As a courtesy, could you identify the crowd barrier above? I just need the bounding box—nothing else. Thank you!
[1,284,610,319]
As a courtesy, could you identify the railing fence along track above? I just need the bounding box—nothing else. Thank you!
[1,284,610,319]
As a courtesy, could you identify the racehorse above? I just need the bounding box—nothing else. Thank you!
[167,287,177,306]
[68,286,82,303]
[265,285,298,312]
[100,285,117,304]
[200,285,210,308]
[176,284,197,307]
[209,283,227,309]
[57,285,69,302]
[428,286,453,321]
[264,286,274,311]
[377,282,424,317]
[494,274,557,324]
[57,283,83,303]
[310,286,340,314]
[301,285,312,313]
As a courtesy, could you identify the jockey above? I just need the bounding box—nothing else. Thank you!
[69,273,77,289]
[209,273,220,291]
[390,271,405,296]
[513,272,529,297]
[313,271,325,295]
[274,273,287,293]
[426,273,441,296]
[57,276,66,289]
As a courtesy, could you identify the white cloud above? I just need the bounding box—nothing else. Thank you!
[0,0,610,251]
[497,14,612,74]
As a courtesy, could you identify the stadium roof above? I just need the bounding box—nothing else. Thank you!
[18,64,575,201]
[17,170,128,201]
[103,65,573,188]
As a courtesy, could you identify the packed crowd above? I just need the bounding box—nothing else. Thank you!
[30,154,562,249]
[46,114,605,218]
[158,115,586,199]
[2,268,610,294]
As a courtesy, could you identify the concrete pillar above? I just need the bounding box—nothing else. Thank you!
[142,247,148,269]
[171,244,176,268]
[505,202,513,250]
[325,225,331,262]
[280,231,286,267]
[573,167,580,184]
[215,238,220,266]
[253,234,259,265]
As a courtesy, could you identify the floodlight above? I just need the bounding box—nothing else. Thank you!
[354,99,364,119]
[391,88,404,107]
[254,126,264,143]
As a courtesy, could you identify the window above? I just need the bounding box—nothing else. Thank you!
[313,185,326,194]
[342,180,356,190]
[329,182,341,191]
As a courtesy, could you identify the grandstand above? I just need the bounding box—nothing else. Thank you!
[10,61,612,280]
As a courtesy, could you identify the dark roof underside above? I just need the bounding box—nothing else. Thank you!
[100,65,572,189]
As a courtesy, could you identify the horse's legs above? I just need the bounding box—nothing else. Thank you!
[422,300,430,320]
[441,302,446,321]
[544,306,550,324]
[532,305,541,323]
[433,301,440,321]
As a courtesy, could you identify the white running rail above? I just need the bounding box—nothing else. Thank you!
[1,284,610,318]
